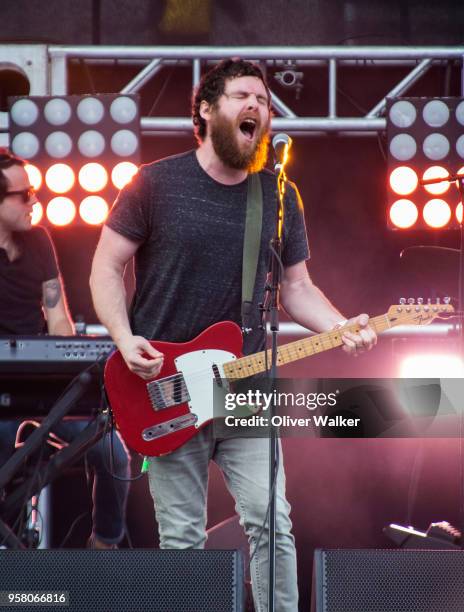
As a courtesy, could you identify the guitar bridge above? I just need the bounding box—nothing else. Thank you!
[142,413,198,441]
[146,374,190,411]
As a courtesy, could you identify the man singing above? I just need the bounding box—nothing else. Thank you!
[91,59,376,610]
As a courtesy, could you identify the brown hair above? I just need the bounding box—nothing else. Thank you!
[192,58,270,143]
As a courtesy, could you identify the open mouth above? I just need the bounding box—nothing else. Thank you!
[239,118,257,140]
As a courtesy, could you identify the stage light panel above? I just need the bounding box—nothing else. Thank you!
[387,96,464,229]
[46,197,76,226]
[8,93,140,227]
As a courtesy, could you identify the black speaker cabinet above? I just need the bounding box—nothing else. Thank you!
[311,548,464,612]
[0,549,244,612]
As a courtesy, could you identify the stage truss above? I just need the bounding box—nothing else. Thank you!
[0,45,463,143]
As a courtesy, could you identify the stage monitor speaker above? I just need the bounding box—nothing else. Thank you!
[311,548,464,612]
[0,549,244,612]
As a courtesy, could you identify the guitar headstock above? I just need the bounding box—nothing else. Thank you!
[387,297,455,327]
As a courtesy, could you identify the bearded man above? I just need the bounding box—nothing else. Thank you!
[90,59,376,611]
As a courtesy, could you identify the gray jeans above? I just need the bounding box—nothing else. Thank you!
[147,426,298,612]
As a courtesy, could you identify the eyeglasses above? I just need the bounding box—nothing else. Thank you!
[5,187,35,203]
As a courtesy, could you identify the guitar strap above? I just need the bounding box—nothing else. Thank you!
[241,172,263,333]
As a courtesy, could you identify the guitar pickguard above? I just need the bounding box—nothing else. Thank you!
[174,349,236,427]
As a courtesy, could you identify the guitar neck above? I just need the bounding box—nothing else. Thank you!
[222,313,392,380]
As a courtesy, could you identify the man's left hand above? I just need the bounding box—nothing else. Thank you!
[339,313,377,356]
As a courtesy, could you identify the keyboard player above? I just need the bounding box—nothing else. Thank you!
[0,148,130,549]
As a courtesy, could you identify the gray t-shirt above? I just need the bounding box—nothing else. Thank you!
[106,150,309,355]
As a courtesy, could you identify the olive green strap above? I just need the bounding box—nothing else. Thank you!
[241,173,263,332]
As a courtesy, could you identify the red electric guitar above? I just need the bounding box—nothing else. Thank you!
[104,300,454,456]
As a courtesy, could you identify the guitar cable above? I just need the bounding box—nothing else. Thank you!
[0,441,46,549]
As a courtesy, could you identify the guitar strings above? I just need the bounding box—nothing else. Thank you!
[147,323,366,392]
[145,311,424,393]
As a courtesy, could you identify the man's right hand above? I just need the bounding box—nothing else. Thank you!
[118,335,164,380]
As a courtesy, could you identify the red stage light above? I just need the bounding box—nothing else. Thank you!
[111,161,138,190]
[422,166,450,195]
[389,199,418,228]
[457,202,463,224]
[45,163,75,194]
[78,163,108,192]
[46,197,76,226]
[79,196,109,225]
[31,202,43,226]
[24,163,42,190]
[423,198,451,228]
[389,166,418,196]
[455,166,464,189]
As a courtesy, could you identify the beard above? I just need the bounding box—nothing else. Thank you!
[209,109,270,173]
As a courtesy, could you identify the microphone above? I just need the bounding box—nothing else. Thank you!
[272,133,292,169]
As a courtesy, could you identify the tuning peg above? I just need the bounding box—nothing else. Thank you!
[399,297,406,305]
[436,297,441,304]
[417,298,424,305]
[444,296,451,304]
[427,298,432,304]
[408,298,415,305]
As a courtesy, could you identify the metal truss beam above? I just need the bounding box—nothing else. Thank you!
[47,45,463,136]
[48,45,464,60]
[1,45,463,140]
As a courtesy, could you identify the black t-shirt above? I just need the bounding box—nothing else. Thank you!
[0,227,59,335]
[106,150,309,355]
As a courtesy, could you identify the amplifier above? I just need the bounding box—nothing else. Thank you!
[311,548,464,612]
[0,549,245,612]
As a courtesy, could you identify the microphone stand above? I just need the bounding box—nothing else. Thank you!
[260,149,289,612]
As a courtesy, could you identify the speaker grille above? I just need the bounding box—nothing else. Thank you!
[315,549,464,612]
[0,549,244,612]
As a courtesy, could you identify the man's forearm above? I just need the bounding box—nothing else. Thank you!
[281,276,345,333]
[90,265,133,345]
[47,318,74,336]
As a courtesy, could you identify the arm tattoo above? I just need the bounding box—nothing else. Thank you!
[43,278,61,308]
